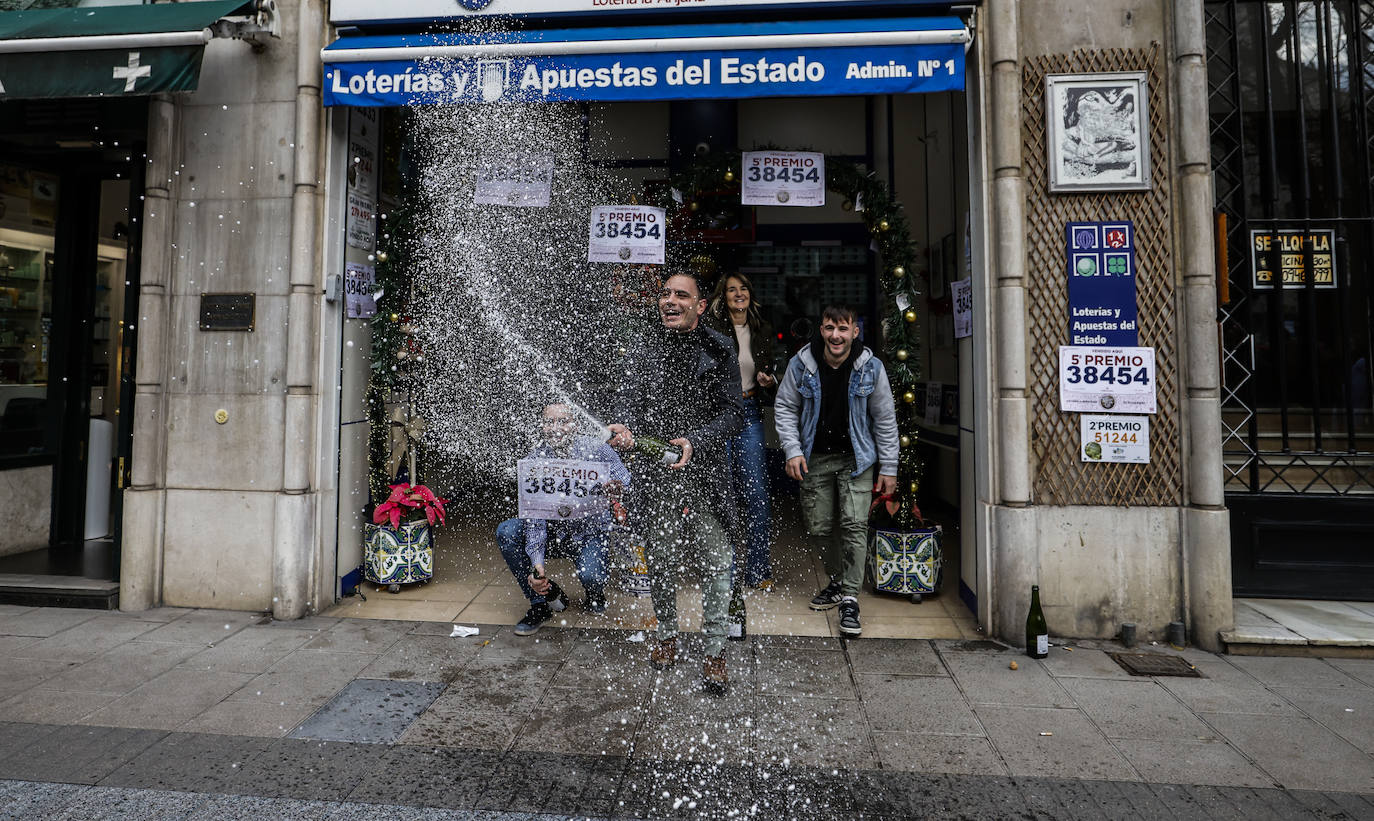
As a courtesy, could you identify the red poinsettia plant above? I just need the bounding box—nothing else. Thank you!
[372,483,449,529]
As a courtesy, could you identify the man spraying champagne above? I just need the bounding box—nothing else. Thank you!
[605,270,743,695]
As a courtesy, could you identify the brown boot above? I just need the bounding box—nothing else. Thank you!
[649,637,678,670]
[702,651,728,695]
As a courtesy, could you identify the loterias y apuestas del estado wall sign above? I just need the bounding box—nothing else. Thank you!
[329,0,956,26]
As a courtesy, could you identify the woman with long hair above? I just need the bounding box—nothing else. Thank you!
[706,272,779,589]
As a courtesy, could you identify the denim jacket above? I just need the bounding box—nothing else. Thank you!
[773,346,900,477]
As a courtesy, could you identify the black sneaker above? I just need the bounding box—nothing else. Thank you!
[809,579,844,611]
[838,599,862,637]
[514,603,553,636]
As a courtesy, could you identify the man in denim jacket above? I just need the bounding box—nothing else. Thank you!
[773,304,898,637]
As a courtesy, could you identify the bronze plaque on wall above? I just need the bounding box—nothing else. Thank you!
[199,293,255,332]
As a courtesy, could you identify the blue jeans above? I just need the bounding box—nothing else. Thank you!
[496,518,609,605]
[726,397,772,586]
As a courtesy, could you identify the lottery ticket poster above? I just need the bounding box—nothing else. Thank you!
[346,192,375,251]
[952,277,973,338]
[740,151,825,207]
[587,205,666,264]
[344,262,376,319]
[474,151,554,207]
[517,458,612,520]
[1080,414,1150,464]
[1058,346,1157,414]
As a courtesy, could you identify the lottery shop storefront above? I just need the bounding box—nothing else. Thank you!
[317,0,989,634]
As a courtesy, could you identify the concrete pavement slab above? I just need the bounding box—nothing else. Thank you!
[1158,653,1304,716]
[464,628,582,666]
[227,649,374,708]
[0,687,118,725]
[288,679,444,744]
[513,685,644,757]
[871,731,1006,775]
[1109,780,1191,821]
[1201,711,1374,793]
[1227,655,1366,690]
[300,618,415,653]
[0,607,99,638]
[975,705,1138,781]
[435,661,554,714]
[1060,677,1215,741]
[855,673,983,735]
[1329,658,1374,688]
[1111,738,1275,788]
[177,625,318,673]
[941,648,1077,708]
[79,668,255,731]
[356,634,483,682]
[177,699,317,738]
[0,657,80,701]
[0,605,34,616]
[0,721,59,765]
[632,712,759,765]
[1272,685,1374,755]
[1041,646,1138,680]
[130,609,262,646]
[345,745,500,811]
[844,638,945,676]
[99,731,270,793]
[753,695,875,768]
[0,635,39,655]
[186,793,334,820]
[398,707,526,751]
[43,641,202,696]
[12,616,161,662]
[109,607,195,623]
[753,647,857,700]
[0,724,164,784]
[1286,789,1374,820]
[223,737,389,801]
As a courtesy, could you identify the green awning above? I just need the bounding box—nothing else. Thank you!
[0,0,251,100]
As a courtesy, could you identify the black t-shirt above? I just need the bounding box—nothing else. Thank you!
[810,339,859,455]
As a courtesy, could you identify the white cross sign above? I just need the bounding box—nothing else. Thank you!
[113,52,152,92]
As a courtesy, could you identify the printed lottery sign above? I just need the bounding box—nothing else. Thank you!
[475,151,554,207]
[344,262,376,319]
[741,151,825,207]
[516,458,609,521]
[952,277,973,339]
[1081,415,1150,464]
[587,205,665,264]
[1058,346,1157,414]
[346,192,375,251]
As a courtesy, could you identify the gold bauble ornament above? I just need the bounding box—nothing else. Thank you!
[389,313,401,323]
[689,201,699,211]
[724,170,735,182]
[892,265,905,278]
[375,251,388,263]
[900,435,912,448]
[902,391,916,404]
[841,199,854,212]
[903,309,917,323]
[909,481,920,494]
[896,348,909,361]
[879,219,891,232]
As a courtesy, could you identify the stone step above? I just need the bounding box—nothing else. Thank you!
[0,574,118,610]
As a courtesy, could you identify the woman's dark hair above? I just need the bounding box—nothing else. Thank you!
[708,272,764,332]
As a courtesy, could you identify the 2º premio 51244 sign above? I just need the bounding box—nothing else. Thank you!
[1058,346,1156,414]
[1080,414,1150,464]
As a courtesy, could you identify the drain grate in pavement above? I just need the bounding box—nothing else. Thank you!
[290,679,445,744]
[1109,652,1202,678]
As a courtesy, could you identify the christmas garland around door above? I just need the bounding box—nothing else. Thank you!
[656,148,930,517]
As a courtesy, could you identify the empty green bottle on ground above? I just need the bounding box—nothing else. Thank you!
[1026,585,1048,658]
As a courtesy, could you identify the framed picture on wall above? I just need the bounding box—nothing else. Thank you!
[1045,71,1150,192]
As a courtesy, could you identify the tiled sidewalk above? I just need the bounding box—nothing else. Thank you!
[1,604,1373,818]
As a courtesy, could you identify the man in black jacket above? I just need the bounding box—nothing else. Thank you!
[607,271,743,694]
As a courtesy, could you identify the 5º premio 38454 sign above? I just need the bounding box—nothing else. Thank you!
[1058,346,1157,414]
[1250,228,1336,289]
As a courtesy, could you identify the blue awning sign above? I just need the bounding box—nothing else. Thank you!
[322,17,968,106]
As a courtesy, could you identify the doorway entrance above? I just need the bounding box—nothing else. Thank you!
[0,98,146,607]
[1207,0,1374,600]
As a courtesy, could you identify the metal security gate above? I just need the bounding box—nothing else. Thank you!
[1207,0,1374,599]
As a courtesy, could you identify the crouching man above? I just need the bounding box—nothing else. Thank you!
[497,402,630,636]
